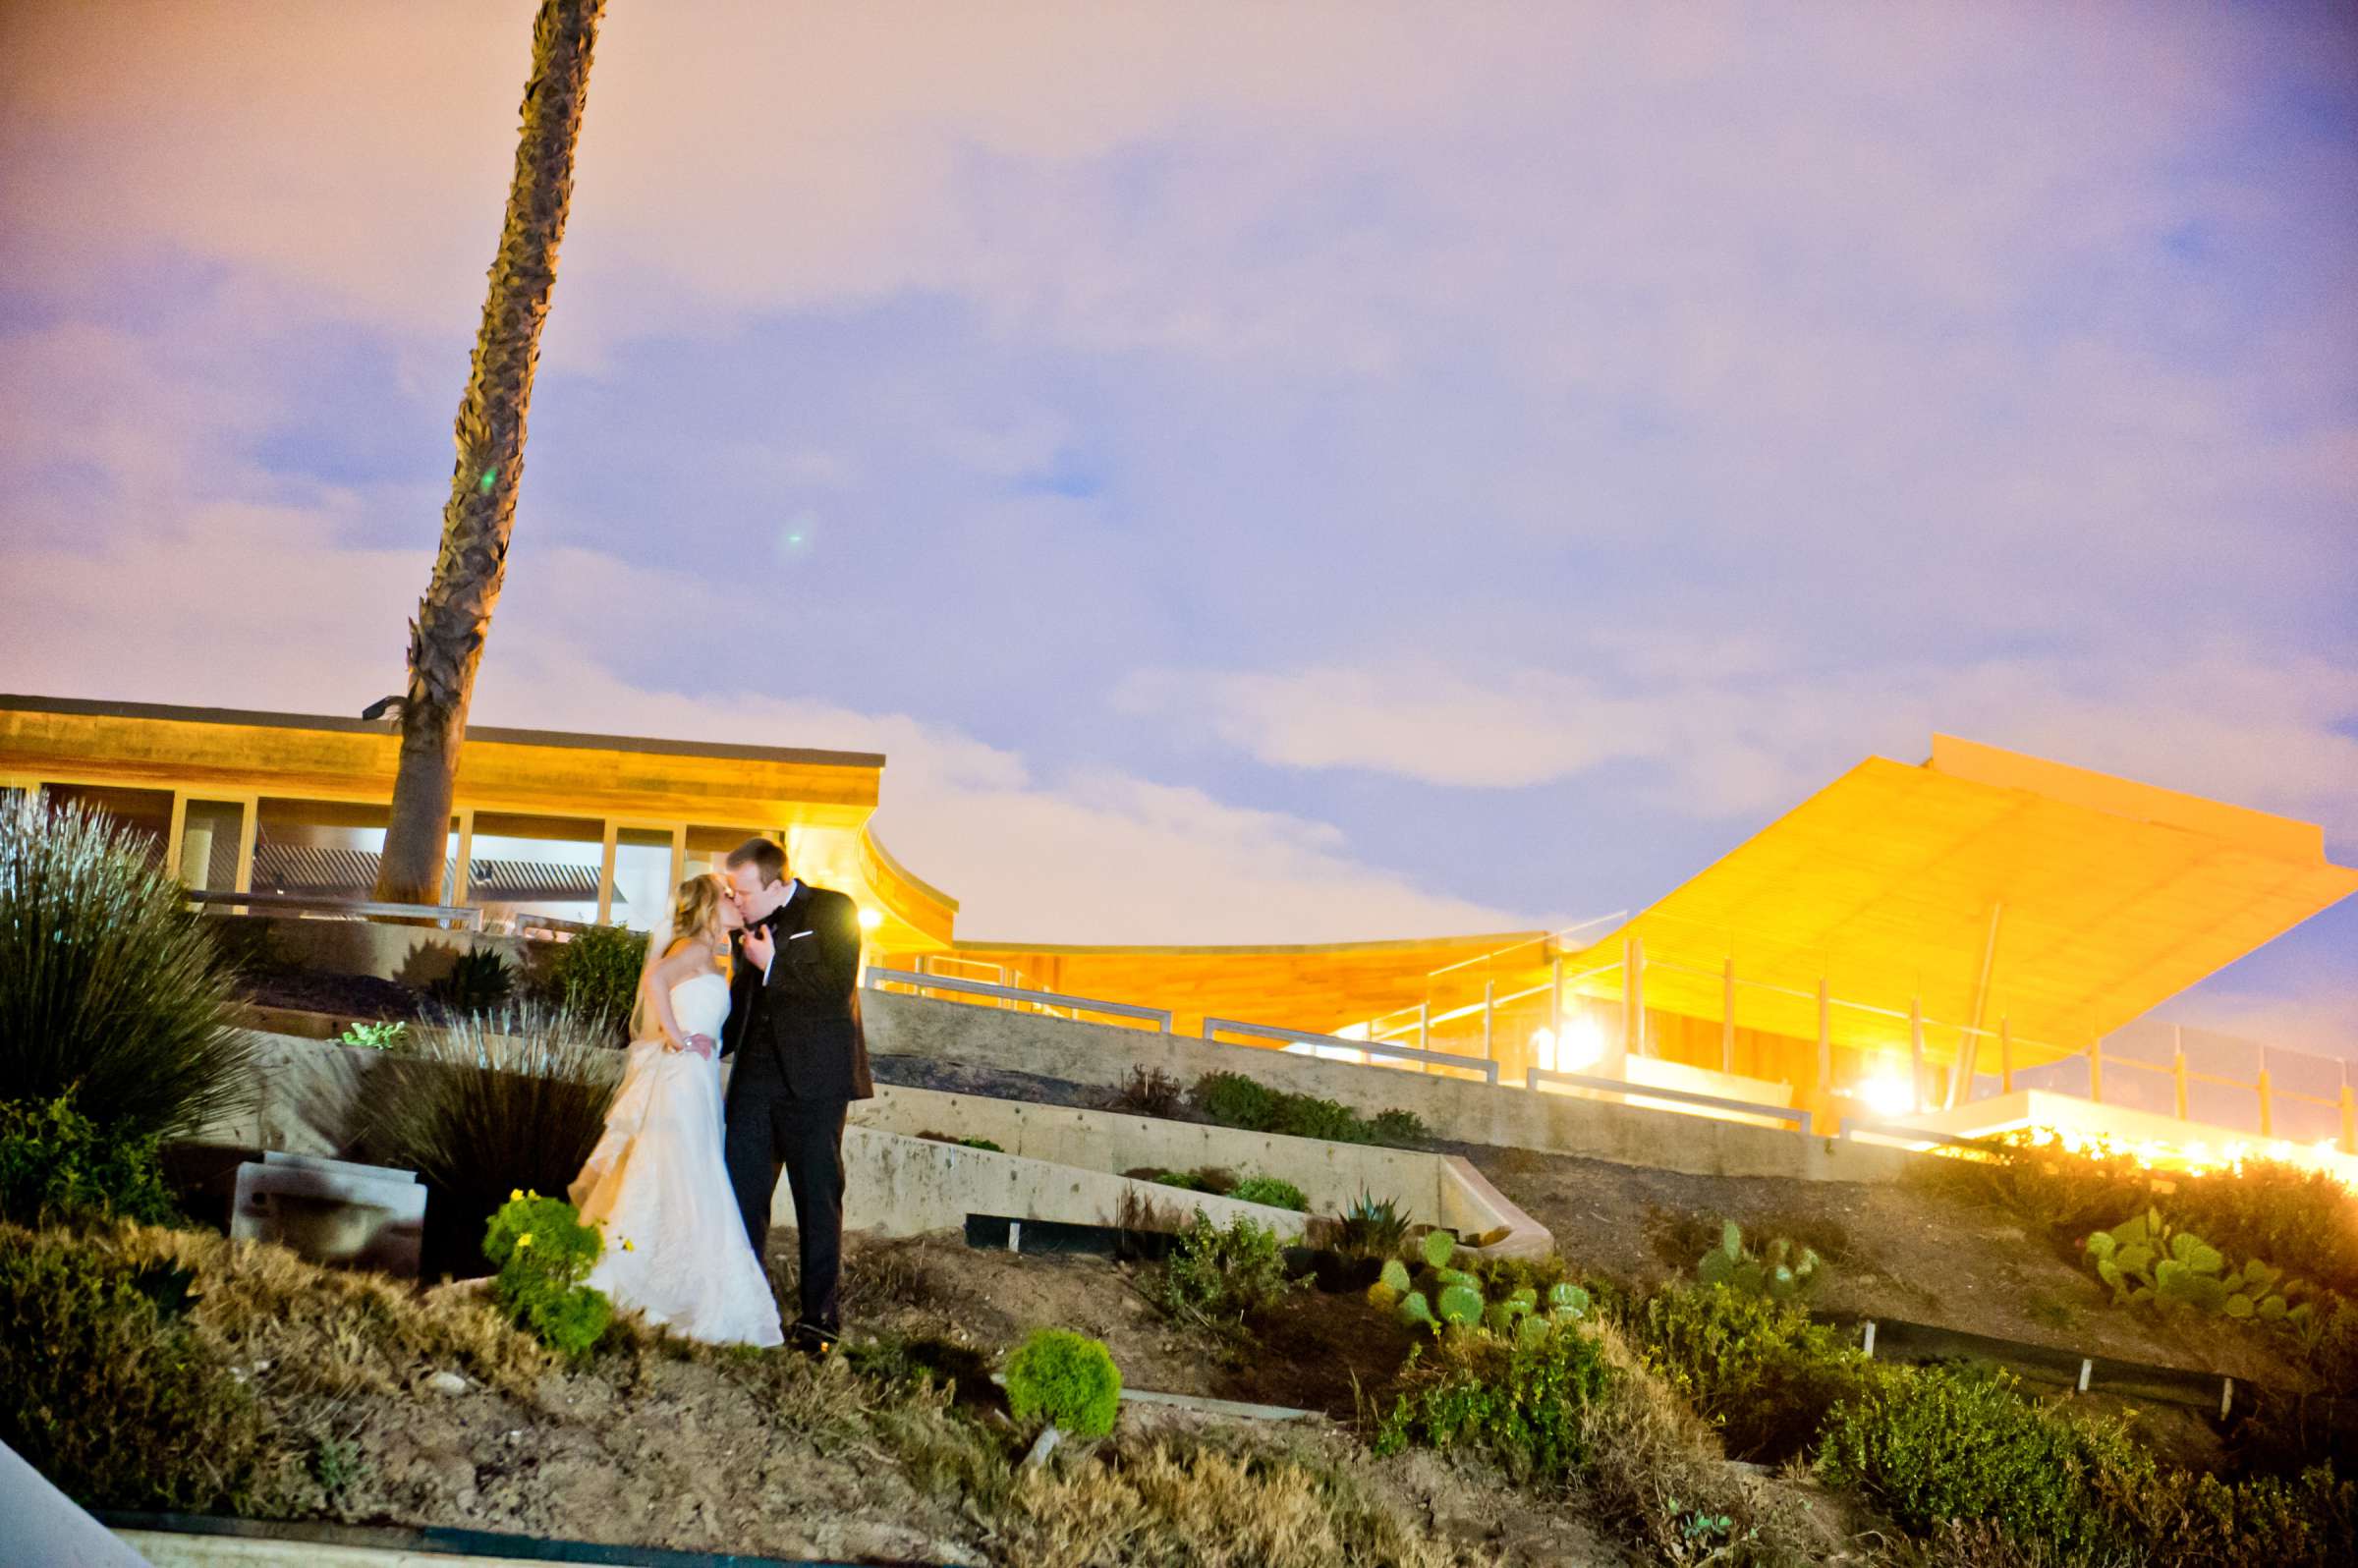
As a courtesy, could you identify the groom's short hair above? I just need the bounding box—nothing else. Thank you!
[725,836,788,886]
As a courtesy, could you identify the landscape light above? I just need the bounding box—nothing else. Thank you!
[1531,1016,1608,1073]
[1853,1073,1916,1119]
[858,907,883,930]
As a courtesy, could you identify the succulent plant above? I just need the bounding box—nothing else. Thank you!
[1546,1282,1591,1319]
[2084,1208,2308,1323]
[1695,1221,1821,1302]
[1378,1258,1414,1295]
[1367,1280,1400,1311]
[1399,1290,1435,1329]
[1435,1282,1484,1327]
[1421,1229,1459,1270]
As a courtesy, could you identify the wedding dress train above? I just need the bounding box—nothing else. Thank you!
[568,971,784,1347]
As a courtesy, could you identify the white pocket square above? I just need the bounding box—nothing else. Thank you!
[787,930,815,941]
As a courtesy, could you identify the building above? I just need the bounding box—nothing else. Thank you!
[6,694,2354,1165]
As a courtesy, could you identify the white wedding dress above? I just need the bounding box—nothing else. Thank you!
[568,972,784,1347]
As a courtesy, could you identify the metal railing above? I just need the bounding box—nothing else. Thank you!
[1203,1017,1501,1084]
[185,889,482,931]
[1528,1067,1813,1134]
[1835,1118,1987,1150]
[866,968,1172,1032]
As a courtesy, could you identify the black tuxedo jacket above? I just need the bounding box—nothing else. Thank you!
[721,881,873,1101]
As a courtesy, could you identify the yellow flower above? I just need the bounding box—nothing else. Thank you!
[622,1239,636,1253]
[516,1233,533,1249]
[510,1189,524,1203]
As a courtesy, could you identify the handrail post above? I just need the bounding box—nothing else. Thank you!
[2257,1066,2273,1139]
[2090,1035,2104,1105]
[2173,1026,2189,1121]
[1998,1016,2013,1094]
[1418,999,1431,1052]
[1482,980,1494,1064]
[1548,952,1563,1040]
[1908,996,1926,1115]
[1816,979,1831,1091]
[1625,935,1647,1059]
[1720,957,1736,1074]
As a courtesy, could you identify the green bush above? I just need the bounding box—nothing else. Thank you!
[1375,1322,1611,1484]
[0,797,255,1140]
[1192,1071,1280,1131]
[542,924,647,1042]
[0,1225,260,1511]
[2164,1160,2358,1302]
[0,1094,181,1228]
[1818,1364,2127,1562]
[1152,1212,1296,1329]
[2099,1459,2358,1567]
[482,1190,611,1359]
[1230,1175,1309,1210]
[1003,1327,1122,1438]
[1369,1108,1427,1146]
[1627,1284,1867,1461]
[354,1002,616,1267]
[1269,1092,1363,1143]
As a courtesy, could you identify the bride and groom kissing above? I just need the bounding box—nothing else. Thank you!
[567,837,871,1353]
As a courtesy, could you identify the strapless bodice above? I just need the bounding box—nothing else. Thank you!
[669,971,731,1039]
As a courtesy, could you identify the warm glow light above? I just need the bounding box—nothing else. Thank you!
[1531,1016,1608,1073]
[858,907,883,930]
[1852,1074,1916,1119]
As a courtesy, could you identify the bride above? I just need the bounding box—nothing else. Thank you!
[568,875,784,1347]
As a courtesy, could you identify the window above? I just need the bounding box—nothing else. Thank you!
[468,812,604,932]
[45,783,174,863]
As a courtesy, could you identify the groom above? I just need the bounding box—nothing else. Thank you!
[719,836,871,1355]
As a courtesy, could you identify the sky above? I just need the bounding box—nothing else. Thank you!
[1,2,2353,1056]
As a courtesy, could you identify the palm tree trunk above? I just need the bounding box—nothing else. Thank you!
[376,0,606,905]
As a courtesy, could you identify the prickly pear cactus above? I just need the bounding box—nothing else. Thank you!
[1421,1230,1458,1270]
[1399,1290,1435,1330]
[1546,1282,1591,1319]
[1378,1258,1413,1295]
[1435,1282,1484,1327]
[1367,1280,1400,1311]
[2083,1207,2309,1323]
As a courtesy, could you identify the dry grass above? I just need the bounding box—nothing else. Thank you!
[1007,1436,1481,1568]
[1576,1318,1840,1566]
[102,1221,555,1398]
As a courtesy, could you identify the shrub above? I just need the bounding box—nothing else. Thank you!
[2099,1460,2358,1567]
[542,924,647,1042]
[1369,1108,1428,1147]
[1270,1092,1365,1143]
[2166,1160,2358,1302]
[1375,1321,1611,1484]
[0,1226,260,1511]
[1004,1327,1123,1438]
[0,797,256,1140]
[1231,1175,1310,1211]
[1153,1212,1296,1329]
[1193,1071,1280,1131]
[427,945,515,1015]
[1817,1364,2126,1562]
[1112,1064,1184,1118]
[353,1001,617,1267]
[482,1190,611,1359]
[0,1094,181,1228]
[1626,1283,1868,1461]
[337,1019,409,1050]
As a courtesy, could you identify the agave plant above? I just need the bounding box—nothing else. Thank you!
[0,798,254,1140]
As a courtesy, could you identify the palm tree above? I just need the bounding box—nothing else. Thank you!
[375,0,606,905]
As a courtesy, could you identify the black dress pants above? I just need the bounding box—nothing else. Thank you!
[723,1052,850,1332]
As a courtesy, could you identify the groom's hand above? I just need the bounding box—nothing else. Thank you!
[741,924,775,970]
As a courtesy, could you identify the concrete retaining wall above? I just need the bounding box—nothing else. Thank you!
[866,989,1922,1184]
[216,1036,1542,1248]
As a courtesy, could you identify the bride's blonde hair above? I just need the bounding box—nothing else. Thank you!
[626,876,727,1041]
[669,874,725,944]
